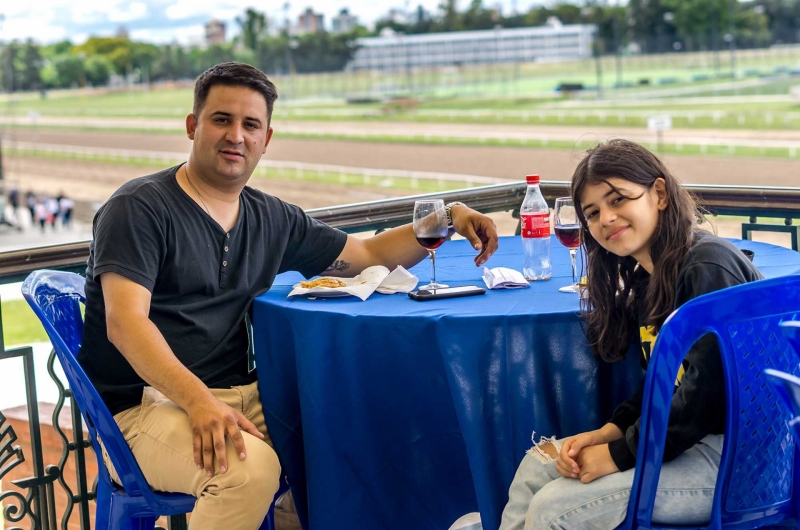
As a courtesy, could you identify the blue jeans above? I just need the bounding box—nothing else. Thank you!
[499,434,724,530]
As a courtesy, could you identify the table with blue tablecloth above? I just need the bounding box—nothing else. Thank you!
[252,235,800,530]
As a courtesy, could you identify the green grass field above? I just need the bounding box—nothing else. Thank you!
[1,46,797,122]
[3,78,798,132]
[3,300,49,347]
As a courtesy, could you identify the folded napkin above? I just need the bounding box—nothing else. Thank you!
[376,265,418,294]
[289,265,419,301]
[482,267,529,289]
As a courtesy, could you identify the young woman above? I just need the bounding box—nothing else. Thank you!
[499,139,762,530]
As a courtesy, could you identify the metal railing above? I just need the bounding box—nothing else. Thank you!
[2,181,800,284]
[1,181,799,529]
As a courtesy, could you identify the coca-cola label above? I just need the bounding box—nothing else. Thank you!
[521,213,550,238]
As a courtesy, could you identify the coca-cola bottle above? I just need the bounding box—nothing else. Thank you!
[520,174,552,280]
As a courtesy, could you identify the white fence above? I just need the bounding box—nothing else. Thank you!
[2,141,508,190]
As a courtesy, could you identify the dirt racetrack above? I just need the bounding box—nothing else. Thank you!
[4,128,798,245]
[8,128,800,187]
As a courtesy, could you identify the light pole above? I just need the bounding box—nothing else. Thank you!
[282,3,297,98]
[725,3,744,79]
[613,0,623,88]
[0,13,5,182]
[288,38,298,98]
[663,12,674,55]
[581,8,602,99]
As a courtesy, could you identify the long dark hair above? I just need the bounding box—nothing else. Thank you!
[570,139,704,362]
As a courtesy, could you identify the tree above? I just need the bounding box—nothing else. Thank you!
[291,31,360,73]
[735,6,772,48]
[438,0,462,32]
[18,39,43,91]
[74,37,159,77]
[84,55,113,86]
[462,0,497,31]
[236,8,268,51]
[663,0,731,51]
[552,4,583,25]
[52,54,85,88]
[752,0,800,44]
[627,0,677,53]
[0,42,19,92]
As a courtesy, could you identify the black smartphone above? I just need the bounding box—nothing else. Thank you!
[408,285,486,301]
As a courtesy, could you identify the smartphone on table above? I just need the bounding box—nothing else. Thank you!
[408,285,485,301]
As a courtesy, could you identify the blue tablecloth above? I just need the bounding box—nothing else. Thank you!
[252,235,800,530]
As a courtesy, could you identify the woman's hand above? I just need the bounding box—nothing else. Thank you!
[556,430,602,478]
[575,444,619,483]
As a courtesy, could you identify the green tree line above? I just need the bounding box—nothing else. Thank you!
[0,0,794,92]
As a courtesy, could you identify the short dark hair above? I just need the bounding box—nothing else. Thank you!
[193,62,278,123]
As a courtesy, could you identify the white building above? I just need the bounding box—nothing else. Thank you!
[332,8,358,34]
[297,7,324,35]
[205,19,226,45]
[347,24,596,71]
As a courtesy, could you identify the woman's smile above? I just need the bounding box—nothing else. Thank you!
[606,226,629,242]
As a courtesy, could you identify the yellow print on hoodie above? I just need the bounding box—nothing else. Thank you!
[640,325,685,386]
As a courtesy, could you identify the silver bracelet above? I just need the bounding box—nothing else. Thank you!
[445,201,465,228]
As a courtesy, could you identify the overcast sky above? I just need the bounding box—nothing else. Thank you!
[1,1,547,45]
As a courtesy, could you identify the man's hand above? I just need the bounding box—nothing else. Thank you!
[449,205,498,266]
[575,444,619,484]
[188,395,265,477]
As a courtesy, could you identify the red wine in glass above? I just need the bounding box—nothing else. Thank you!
[413,199,449,289]
[554,198,580,293]
[416,236,447,250]
[555,225,580,249]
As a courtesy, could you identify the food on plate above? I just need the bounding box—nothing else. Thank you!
[300,278,346,289]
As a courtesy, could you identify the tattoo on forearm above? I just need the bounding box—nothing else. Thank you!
[324,260,351,273]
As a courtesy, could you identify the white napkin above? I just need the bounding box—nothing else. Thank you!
[375,265,418,294]
[289,265,418,301]
[482,267,529,289]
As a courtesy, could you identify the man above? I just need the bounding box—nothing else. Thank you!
[79,62,498,530]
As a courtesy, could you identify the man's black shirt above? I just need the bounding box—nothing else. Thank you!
[79,165,347,415]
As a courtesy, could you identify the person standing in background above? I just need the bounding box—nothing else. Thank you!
[8,185,20,225]
[45,196,60,230]
[60,195,75,228]
[26,191,37,227]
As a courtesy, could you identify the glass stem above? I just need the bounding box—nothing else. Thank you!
[430,249,437,288]
[569,248,578,285]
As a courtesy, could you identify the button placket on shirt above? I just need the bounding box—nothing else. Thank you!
[219,232,231,288]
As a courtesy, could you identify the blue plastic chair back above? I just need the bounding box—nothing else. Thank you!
[765,369,800,442]
[22,270,196,527]
[781,321,800,364]
[764,322,800,441]
[618,274,800,530]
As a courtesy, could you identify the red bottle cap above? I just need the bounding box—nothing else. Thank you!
[526,174,540,185]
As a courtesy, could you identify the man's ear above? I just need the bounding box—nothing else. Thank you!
[186,114,197,140]
[653,177,669,211]
[263,127,273,154]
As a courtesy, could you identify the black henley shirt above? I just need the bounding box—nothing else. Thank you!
[79,164,347,415]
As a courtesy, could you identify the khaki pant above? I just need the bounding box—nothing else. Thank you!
[101,381,299,530]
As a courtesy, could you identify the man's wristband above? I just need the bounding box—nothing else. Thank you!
[445,201,465,229]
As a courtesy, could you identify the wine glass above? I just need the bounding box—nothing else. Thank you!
[554,197,581,293]
[413,199,449,290]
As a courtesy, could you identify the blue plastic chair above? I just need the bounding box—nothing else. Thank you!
[764,322,800,441]
[617,275,800,530]
[22,270,287,530]
[765,368,800,441]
